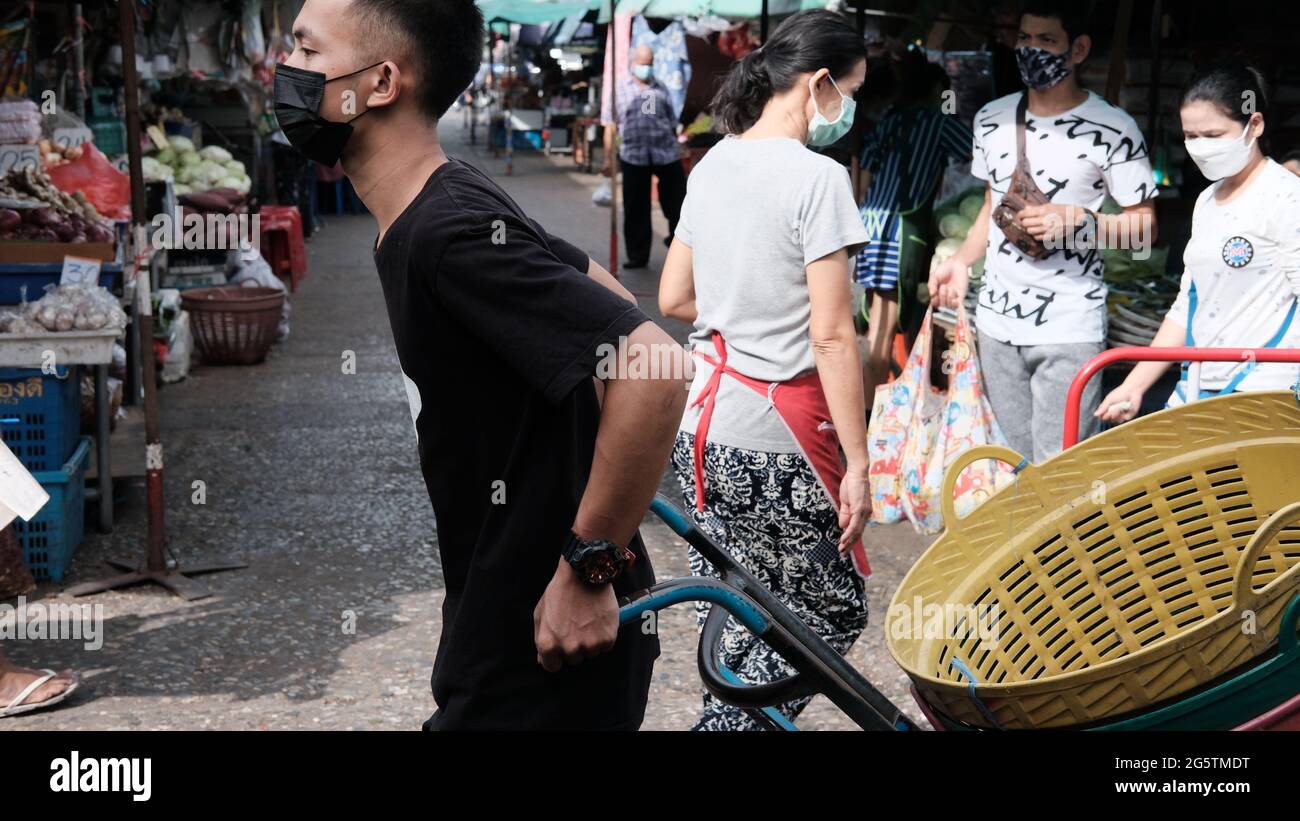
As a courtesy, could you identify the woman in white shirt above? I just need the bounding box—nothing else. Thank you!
[1098,60,1300,422]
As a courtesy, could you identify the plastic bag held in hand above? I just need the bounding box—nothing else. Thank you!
[866,305,1013,534]
[46,143,132,222]
[591,179,612,208]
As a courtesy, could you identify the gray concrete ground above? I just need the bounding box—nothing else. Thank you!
[3,113,930,730]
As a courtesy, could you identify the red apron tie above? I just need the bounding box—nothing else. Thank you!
[689,332,870,578]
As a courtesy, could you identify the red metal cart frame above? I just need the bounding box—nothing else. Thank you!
[1062,346,1300,450]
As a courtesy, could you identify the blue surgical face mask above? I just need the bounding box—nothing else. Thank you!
[807,75,855,146]
[632,64,653,82]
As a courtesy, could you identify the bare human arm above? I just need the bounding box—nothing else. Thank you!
[658,238,696,322]
[855,168,873,206]
[1019,200,1158,251]
[807,249,870,553]
[601,121,616,176]
[1094,314,1185,423]
[928,183,992,308]
[534,273,686,672]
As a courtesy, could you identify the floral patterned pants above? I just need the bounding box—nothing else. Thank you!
[671,432,869,731]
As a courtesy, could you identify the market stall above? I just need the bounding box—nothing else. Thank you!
[0,0,316,594]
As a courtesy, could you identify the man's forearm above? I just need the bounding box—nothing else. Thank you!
[1098,209,1157,251]
[572,321,686,547]
[957,201,991,265]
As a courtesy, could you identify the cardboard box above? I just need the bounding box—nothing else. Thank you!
[0,241,117,264]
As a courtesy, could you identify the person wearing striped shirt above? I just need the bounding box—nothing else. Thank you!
[854,52,972,405]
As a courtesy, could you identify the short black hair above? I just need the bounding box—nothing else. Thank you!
[1282,148,1300,165]
[1019,0,1092,42]
[346,0,484,120]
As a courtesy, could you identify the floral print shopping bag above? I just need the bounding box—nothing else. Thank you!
[868,305,1011,533]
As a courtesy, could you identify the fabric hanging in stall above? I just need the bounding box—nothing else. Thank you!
[599,13,633,123]
[630,16,690,120]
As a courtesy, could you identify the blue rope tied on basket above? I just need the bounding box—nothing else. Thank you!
[948,656,1005,730]
[1012,457,1028,473]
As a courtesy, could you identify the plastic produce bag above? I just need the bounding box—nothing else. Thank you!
[591,179,612,208]
[160,311,193,383]
[45,142,131,221]
[866,304,1012,533]
[229,255,290,341]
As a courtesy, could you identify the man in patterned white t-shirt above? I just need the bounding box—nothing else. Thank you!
[929,2,1158,462]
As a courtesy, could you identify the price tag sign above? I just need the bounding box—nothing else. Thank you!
[0,143,41,173]
[61,255,102,286]
[51,127,94,150]
[146,124,170,151]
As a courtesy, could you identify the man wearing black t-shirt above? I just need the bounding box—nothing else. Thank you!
[276,0,685,730]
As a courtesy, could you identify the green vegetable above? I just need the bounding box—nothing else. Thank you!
[199,145,233,164]
[959,194,984,222]
[939,214,972,240]
[935,237,964,260]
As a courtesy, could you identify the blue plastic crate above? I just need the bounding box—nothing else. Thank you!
[14,437,91,583]
[0,366,81,473]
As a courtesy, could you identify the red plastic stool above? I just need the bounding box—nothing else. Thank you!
[259,205,307,292]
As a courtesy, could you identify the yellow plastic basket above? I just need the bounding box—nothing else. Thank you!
[886,390,1300,729]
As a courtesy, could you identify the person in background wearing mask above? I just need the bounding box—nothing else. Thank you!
[602,45,687,269]
[275,0,685,730]
[928,1,1157,463]
[658,9,871,731]
[855,50,972,406]
[1097,61,1300,421]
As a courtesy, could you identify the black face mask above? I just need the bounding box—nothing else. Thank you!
[274,61,384,166]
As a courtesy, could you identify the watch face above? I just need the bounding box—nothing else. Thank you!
[569,539,634,584]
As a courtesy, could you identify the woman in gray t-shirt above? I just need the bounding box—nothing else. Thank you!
[658,9,873,732]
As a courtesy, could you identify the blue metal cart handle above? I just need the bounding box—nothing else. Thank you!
[618,494,918,731]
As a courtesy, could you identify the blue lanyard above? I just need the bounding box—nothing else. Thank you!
[1176,280,1299,401]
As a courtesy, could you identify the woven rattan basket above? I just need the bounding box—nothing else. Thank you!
[887,390,1300,729]
[181,286,283,366]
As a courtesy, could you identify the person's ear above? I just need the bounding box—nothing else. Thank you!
[365,61,401,111]
[1071,34,1092,65]
[1248,112,1265,141]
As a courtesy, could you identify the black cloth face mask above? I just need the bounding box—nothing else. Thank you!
[274,61,384,166]
[1015,46,1074,91]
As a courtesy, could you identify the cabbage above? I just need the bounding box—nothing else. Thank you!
[199,145,233,164]
[179,151,202,167]
[156,147,177,165]
[223,159,246,177]
[198,161,228,186]
[141,156,174,181]
[216,175,244,190]
[168,135,195,153]
[935,238,964,261]
[177,165,201,184]
[173,183,193,195]
[959,194,984,222]
[939,214,972,240]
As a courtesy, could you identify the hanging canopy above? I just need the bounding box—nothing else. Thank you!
[476,0,834,25]
[478,0,603,25]
[608,0,829,20]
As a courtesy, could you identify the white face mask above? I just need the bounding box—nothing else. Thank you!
[1185,121,1257,181]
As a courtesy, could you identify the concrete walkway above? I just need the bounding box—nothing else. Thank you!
[3,113,929,730]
